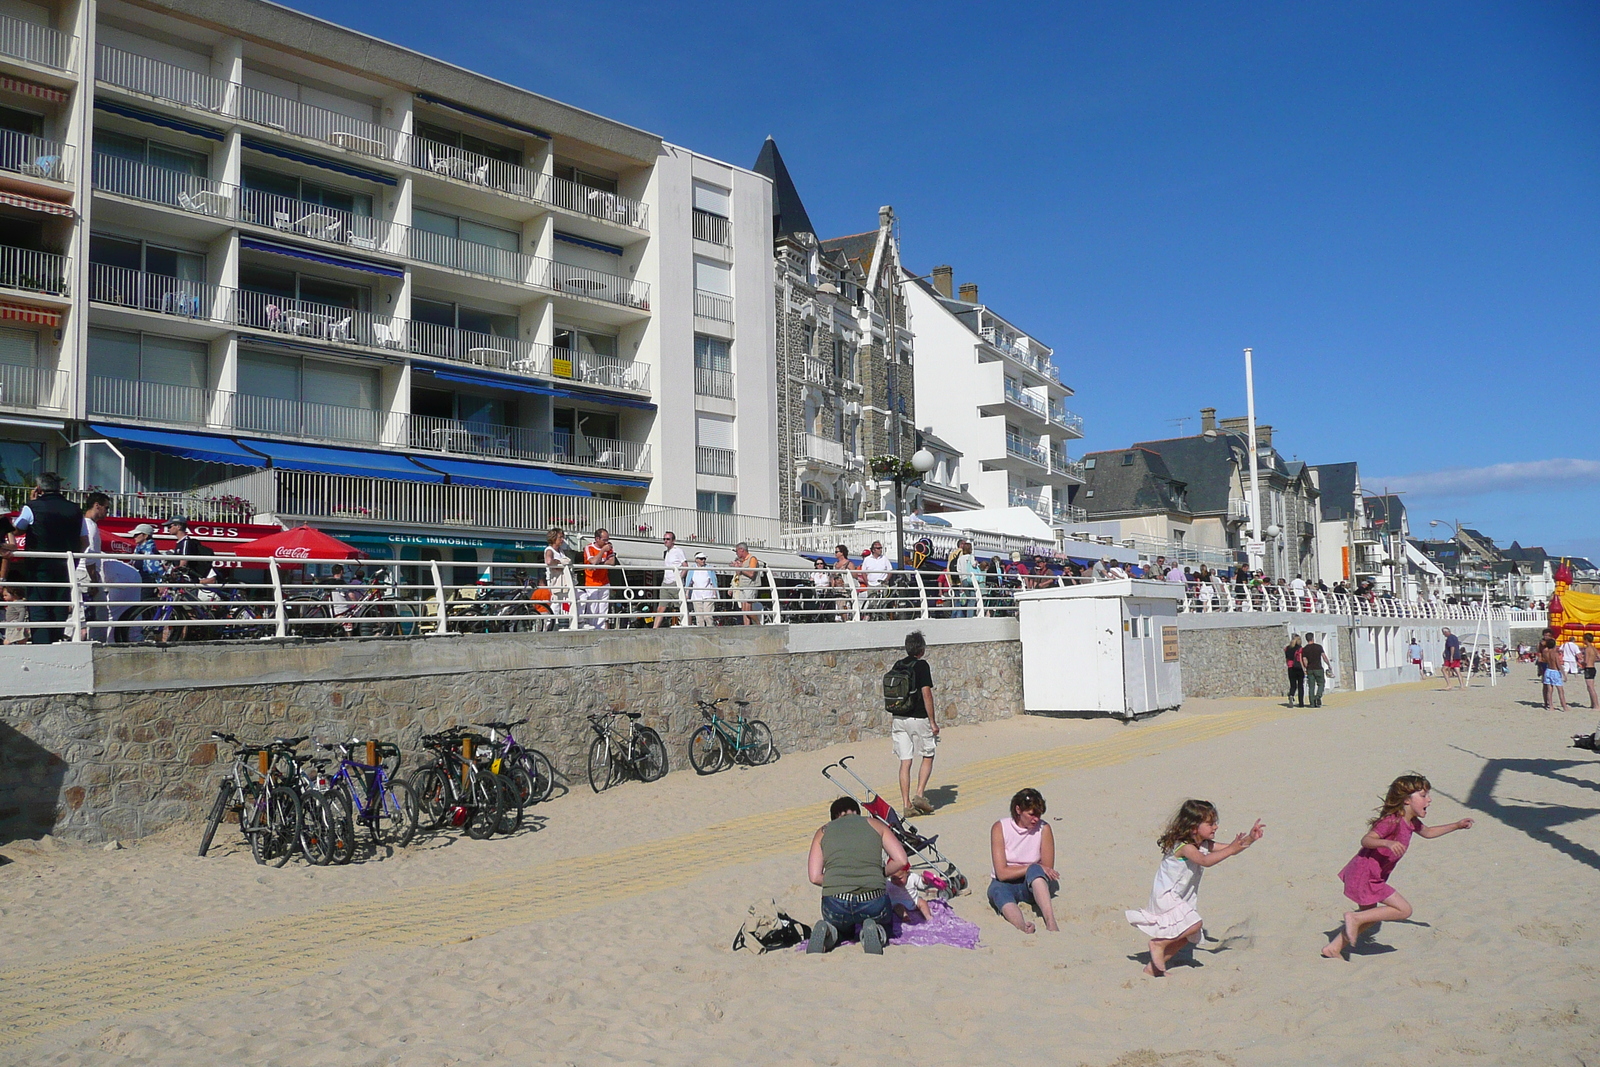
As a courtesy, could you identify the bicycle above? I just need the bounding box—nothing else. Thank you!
[314,738,419,860]
[267,736,348,866]
[687,698,775,774]
[197,731,267,858]
[472,719,557,806]
[586,711,668,793]
[411,730,520,838]
[196,731,302,866]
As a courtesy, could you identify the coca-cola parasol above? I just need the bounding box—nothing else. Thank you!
[232,525,366,566]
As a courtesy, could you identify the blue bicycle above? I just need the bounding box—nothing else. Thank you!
[313,738,419,862]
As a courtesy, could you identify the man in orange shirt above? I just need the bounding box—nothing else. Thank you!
[581,528,617,629]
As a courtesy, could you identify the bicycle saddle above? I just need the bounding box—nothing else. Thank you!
[625,712,642,720]
[273,736,309,748]
[474,721,510,730]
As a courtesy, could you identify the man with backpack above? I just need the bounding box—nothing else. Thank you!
[884,629,938,818]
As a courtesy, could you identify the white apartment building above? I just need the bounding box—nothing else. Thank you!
[902,266,1084,525]
[0,0,775,572]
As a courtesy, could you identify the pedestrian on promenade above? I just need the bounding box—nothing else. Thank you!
[1285,633,1306,707]
[81,492,110,641]
[687,551,717,625]
[861,539,893,588]
[1580,634,1599,709]
[730,542,762,625]
[580,528,616,629]
[988,788,1060,935]
[1090,556,1110,581]
[806,796,908,955]
[1408,636,1424,675]
[886,629,938,818]
[11,472,85,644]
[1540,638,1570,711]
[653,531,686,628]
[1441,628,1463,690]
[951,540,977,617]
[1127,799,1264,976]
[1302,632,1330,707]
[543,528,574,620]
[1321,774,1473,960]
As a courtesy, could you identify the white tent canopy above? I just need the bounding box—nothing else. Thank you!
[935,506,1056,542]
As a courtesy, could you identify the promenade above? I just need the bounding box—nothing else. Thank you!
[1,680,1594,1065]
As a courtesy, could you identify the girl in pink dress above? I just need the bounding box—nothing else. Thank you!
[1322,773,1474,959]
[1126,799,1264,976]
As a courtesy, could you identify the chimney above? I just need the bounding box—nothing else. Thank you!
[1199,407,1216,433]
[931,265,953,299]
[1255,424,1273,449]
[958,282,979,303]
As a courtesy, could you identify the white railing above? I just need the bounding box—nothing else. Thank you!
[1052,501,1087,524]
[1008,489,1048,519]
[92,153,236,217]
[236,290,399,351]
[90,264,234,323]
[1227,499,1251,521]
[0,130,69,182]
[695,289,733,322]
[88,375,219,428]
[0,11,71,70]
[235,391,386,446]
[541,258,650,310]
[1051,451,1085,481]
[544,173,647,229]
[412,137,539,199]
[409,321,536,371]
[1118,535,1235,568]
[1004,379,1047,418]
[0,364,66,411]
[235,84,402,160]
[696,446,735,477]
[552,347,651,392]
[1049,403,1083,436]
[239,189,399,254]
[1005,432,1046,468]
[96,44,228,112]
[407,414,652,474]
[405,228,528,283]
[694,366,734,398]
[980,325,1058,381]
[1174,584,1508,621]
[693,209,730,245]
[801,356,830,385]
[795,433,845,468]
[0,244,68,296]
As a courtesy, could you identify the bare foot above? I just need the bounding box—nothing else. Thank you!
[1344,912,1360,948]
[1320,933,1346,959]
[1146,940,1167,975]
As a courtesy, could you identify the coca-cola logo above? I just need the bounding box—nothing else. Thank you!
[276,547,312,558]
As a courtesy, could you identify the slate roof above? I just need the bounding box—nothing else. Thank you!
[1074,447,1191,518]
[752,137,816,240]
[819,230,879,279]
[1365,493,1406,529]
[1312,462,1361,521]
[1127,433,1247,516]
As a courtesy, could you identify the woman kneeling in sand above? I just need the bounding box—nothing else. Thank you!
[987,788,1060,934]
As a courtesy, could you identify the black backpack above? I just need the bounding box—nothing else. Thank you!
[731,911,811,953]
[883,656,918,715]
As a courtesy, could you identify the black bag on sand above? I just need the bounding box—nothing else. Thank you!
[732,900,812,953]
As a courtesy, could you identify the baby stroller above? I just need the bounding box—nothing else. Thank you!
[821,755,969,897]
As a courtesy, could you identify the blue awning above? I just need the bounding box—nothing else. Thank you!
[414,93,551,141]
[418,368,657,411]
[415,457,592,496]
[235,439,444,482]
[555,232,624,257]
[89,424,265,467]
[94,100,223,141]
[569,473,651,489]
[240,137,397,186]
[239,236,405,278]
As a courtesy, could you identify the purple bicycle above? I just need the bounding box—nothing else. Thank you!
[473,718,557,805]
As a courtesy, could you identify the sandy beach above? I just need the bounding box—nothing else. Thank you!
[2,677,1596,1066]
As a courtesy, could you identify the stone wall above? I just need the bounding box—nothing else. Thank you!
[0,621,1021,844]
[1175,621,1288,699]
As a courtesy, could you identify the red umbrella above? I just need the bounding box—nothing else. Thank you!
[232,525,366,566]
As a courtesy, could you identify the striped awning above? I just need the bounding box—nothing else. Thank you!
[0,301,61,327]
[0,75,68,105]
[0,190,73,217]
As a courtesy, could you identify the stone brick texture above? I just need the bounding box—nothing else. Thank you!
[1177,624,1289,699]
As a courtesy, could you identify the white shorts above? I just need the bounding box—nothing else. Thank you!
[892,716,936,760]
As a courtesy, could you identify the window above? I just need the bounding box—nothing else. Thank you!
[412,387,512,428]
[799,482,826,524]
[240,165,373,216]
[87,328,209,423]
[694,334,732,397]
[554,407,618,445]
[90,235,204,280]
[413,298,517,339]
[0,439,43,484]
[697,491,735,514]
[237,350,379,442]
[1122,453,1134,466]
[238,264,369,312]
[415,121,521,167]
[1085,489,1095,497]
[692,181,730,218]
[1084,457,1096,469]
[0,104,41,138]
[554,163,616,194]
[696,413,734,450]
[694,258,731,296]
[94,129,207,176]
[412,208,519,252]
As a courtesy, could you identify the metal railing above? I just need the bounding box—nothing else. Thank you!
[544,173,647,229]
[980,325,1058,382]
[694,289,733,322]
[0,11,72,70]
[1052,500,1087,524]
[235,391,386,445]
[236,290,399,351]
[90,264,234,323]
[408,321,535,371]
[239,189,399,254]
[1051,451,1085,481]
[1005,432,1047,468]
[96,44,228,112]
[552,347,650,392]
[0,130,69,182]
[1173,584,1504,621]
[1003,378,1047,418]
[694,366,733,398]
[92,153,236,216]
[407,414,652,474]
[540,258,651,310]
[696,446,735,477]
[1008,489,1048,518]
[794,433,845,468]
[0,364,66,411]
[235,83,402,159]
[405,228,528,283]
[1048,403,1083,435]
[88,375,219,428]
[0,244,68,296]
[692,209,730,245]
[411,137,539,198]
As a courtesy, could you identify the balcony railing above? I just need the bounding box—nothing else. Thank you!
[236,290,400,351]
[1008,489,1048,518]
[0,130,69,183]
[1050,451,1085,480]
[96,44,228,113]
[239,189,400,255]
[693,209,730,245]
[235,83,402,160]
[551,347,650,392]
[696,445,735,477]
[405,228,529,283]
[694,366,733,399]
[801,356,830,385]
[1052,500,1087,525]
[88,376,219,428]
[0,244,67,296]
[92,153,237,217]
[0,364,66,411]
[1003,378,1047,419]
[539,257,650,310]
[1048,403,1083,435]
[1227,499,1251,521]
[544,173,647,230]
[695,289,732,322]
[89,264,234,323]
[408,413,651,474]
[981,325,1058,382]
[412,137,539,199]
[795,432,845,468]
[236,392,386,445]
[0,12,73,71]
[1005,432,1046,468]
[409,321,536,372]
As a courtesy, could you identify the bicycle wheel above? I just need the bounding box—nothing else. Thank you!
[250,786,301,867]
[687,725,726,775]
[323,785,357,864]
[375,778,419,849]
[587,736,615,793]
[354,602,400,638]
[197,780,232,857]
[517,748,556,803]
[490,772,524,835]
[637,726,669,782]
[410,765,450,832]
[297,792,337,866]
[503,761,536,809]
[738,720,775,766]
[464,772,501,840]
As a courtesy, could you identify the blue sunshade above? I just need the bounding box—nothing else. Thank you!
[89,424,266,467]
[416,457,592,496]
[235,439,444,482]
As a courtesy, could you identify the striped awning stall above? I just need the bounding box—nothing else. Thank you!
[0,301,61,327]
[0,191,74,217]
[0,76,69,105]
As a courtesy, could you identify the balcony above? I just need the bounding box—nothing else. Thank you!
[550,346,650,393]
[794,432,846,469]
[1048,403,1083,437]
[405,227,529,283]
[801,356,830,386]
[693,209,730,246]
[409,414,651,474]
[1003,378,1047,420]
[0,130,69,184]
[694,366,733,398]
[980,325,1058,382]
[695,289,732,322]
[409,139,648,230]
[539,257,649,310]
[1004,432,1047,468]
[1052,500,1087,525]
[235,84,403,160]
[237,391,387,445]
[696,446,735,477]
[0,244,68,296]
[239,189,401,255]
[1008,488,1048,518]
[236,290,401,351]
[0,363,66,412]
[96,45,229,114]
[1050,450,1085,481]
[92,153,236,217]
[1227,498,1251,522]
[543,172,647,230]
[88,376,220,428]
[0,12,73,71]
[89,264,234,323]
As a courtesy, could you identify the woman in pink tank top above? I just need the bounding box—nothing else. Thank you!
[988,788,1060,934]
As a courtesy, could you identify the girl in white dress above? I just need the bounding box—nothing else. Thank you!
[1126,799,1264,976]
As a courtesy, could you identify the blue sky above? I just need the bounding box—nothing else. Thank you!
[293,0,1599,558]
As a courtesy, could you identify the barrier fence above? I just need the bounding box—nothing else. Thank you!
[0,551,1520,644]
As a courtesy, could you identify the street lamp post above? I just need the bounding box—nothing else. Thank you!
[888,448,937,566]
[1243,347,1266,574]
